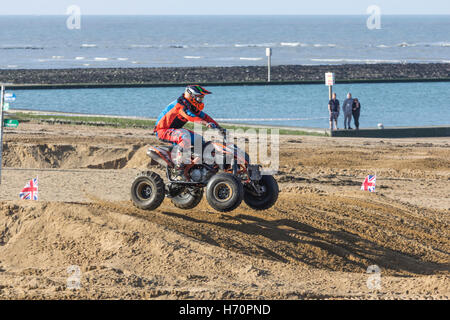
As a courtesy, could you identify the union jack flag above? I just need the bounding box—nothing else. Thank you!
[361,175,376,192]
[19,178,38,200]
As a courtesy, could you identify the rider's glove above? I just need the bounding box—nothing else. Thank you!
[207,122,218,129]
[219,127,227,137]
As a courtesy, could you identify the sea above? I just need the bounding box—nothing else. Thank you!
[9,82,450,128]
[1,15,449,128]
[0,15,449,68]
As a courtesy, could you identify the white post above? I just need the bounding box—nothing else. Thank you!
[266,48,272,82]
[0,83,13,184]
[325,72,335,99]
[0,85,4,184]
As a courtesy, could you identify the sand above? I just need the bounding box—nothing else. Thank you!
[0,123,448,300]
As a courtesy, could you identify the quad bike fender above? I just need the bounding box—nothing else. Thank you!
[147,147,174,168]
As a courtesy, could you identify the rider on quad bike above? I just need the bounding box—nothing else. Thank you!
[154,85,226,175]
[131,85,278,213]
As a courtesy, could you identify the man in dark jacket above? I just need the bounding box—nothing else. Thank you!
[352,98,361,130]
[342,93,354,130]
[328,93,340,131]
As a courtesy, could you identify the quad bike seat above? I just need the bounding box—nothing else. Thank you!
[157,145,174,153]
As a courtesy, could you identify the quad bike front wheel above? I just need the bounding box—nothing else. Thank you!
[244,175,279,211]
[171,188,204,210]
[206,173,243,212]
[131,171,165,210]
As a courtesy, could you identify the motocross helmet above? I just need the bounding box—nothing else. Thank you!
[185,85,212,112]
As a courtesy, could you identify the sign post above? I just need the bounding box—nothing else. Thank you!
[0,83,15,184]
[266,48,272,82]
[0,85,5,184]
[325,72,335,100]
[4,93,16,103]
[3,119,19,128]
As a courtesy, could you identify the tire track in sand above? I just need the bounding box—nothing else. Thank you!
[89,191,449,276]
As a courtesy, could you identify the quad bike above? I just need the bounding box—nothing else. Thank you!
[130,130,279,212]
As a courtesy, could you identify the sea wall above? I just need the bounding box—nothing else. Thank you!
[331,126,450,138]
[0,63,449,87]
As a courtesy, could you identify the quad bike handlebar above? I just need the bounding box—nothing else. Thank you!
[210,126,227,139]
[218,126,227,137]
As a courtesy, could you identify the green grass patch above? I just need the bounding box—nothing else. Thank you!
[10,112,326,136]
[12,112,157,128]
[185,122,326,136]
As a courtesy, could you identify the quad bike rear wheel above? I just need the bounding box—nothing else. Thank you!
[131,171,165,210]
[206,173,243,212]
[244,175,279,211]
[171,188,204,210]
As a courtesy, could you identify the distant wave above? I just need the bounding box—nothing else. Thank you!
[398,41,450,48]
[129,44,158,48]
[310,58,347,63]
[310,58,403,64]
[117,58,129,61]
[313,43,337,48]
[81,44,97,48]
[184,56,203,59]
[235,43,275,48]
[397,42,417,48]
[280,42,336,48]
[52,56,64,59]
[280,42,307,47]
[129,44,188,49]
[75,57,85,60]
[374,41,450,48]
[433,42,450,47]
[240,57,263,61]
[281,42,299,47]
[94,57,109,61]
[0,45,44,50]
[8,40,446,53]
[130,43,273,49]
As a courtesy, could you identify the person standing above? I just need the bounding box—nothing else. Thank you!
[352,98,361,130]
[342,93,354,130]
[328,92,340,131]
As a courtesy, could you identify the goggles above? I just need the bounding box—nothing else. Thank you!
[193,95,205,103]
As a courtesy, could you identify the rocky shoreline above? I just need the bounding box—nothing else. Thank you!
[0,63,449,87]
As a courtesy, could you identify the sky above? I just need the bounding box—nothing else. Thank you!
[0,0,449,15]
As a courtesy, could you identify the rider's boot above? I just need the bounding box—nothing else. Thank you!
[172,148,187,180]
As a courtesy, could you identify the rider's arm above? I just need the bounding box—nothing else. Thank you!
[200,111,219,127]
[180,107,219,127]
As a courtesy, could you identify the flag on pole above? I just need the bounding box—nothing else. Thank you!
[19,178,38,200]
[361,175,376,192]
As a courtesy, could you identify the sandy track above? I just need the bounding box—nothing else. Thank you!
[0,123,449,299]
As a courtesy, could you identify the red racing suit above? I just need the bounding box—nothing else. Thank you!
[154,96,219,149]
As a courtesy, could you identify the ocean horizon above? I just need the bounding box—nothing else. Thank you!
[1,15,449,69]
